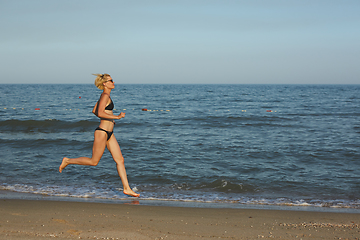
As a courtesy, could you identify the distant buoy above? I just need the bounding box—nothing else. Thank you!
[266,110,272,112]
[79,96,81,98]
[35,108,40,110]
[142,108,148,111]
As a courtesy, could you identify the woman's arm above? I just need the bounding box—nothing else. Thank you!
[92,101,99,116]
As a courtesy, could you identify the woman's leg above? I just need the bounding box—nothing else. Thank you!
[106,135,140,197]
[59,131,107,172]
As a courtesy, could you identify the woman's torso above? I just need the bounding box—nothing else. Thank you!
[98,98,115,131]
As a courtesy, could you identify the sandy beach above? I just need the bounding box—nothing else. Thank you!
[0,199,359,240]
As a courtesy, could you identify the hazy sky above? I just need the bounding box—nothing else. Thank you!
[1,0,359,84]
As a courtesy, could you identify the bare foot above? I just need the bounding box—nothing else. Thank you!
[59,157,69,173]
[123,189,140,198]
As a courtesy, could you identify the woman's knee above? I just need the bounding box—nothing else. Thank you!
[90,158,100,166]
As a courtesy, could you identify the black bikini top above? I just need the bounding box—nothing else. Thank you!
[95,95,114,116]
[105,98,114,110]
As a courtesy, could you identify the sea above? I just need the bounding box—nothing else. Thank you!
[0,84,359,212]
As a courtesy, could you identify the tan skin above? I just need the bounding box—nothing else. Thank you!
[59,76,140,197]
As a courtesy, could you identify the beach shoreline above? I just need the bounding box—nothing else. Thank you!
[1,189,360,214]
[1,197,359,240]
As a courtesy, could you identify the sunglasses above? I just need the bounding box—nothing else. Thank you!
[105,79,114,83]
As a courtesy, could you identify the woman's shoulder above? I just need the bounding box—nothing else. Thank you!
[100,93,111,99]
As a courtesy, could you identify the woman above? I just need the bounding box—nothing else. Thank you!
[59,73,140,197]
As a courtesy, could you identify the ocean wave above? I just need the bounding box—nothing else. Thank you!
[191,179,257,193]
[173,115,301,129]
[0,119,98,133]
[0,138,93,148]
[1,183,359,210]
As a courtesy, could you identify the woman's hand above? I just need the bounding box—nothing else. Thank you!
[118,112,126,119]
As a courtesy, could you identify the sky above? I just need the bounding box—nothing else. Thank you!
[1,0,359,84]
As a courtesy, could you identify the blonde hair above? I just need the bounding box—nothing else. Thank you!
[93,73,111,90]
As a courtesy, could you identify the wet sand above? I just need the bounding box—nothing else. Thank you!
[0,199,359,239]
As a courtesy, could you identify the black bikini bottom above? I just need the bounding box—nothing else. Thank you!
[95,127,113,141]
